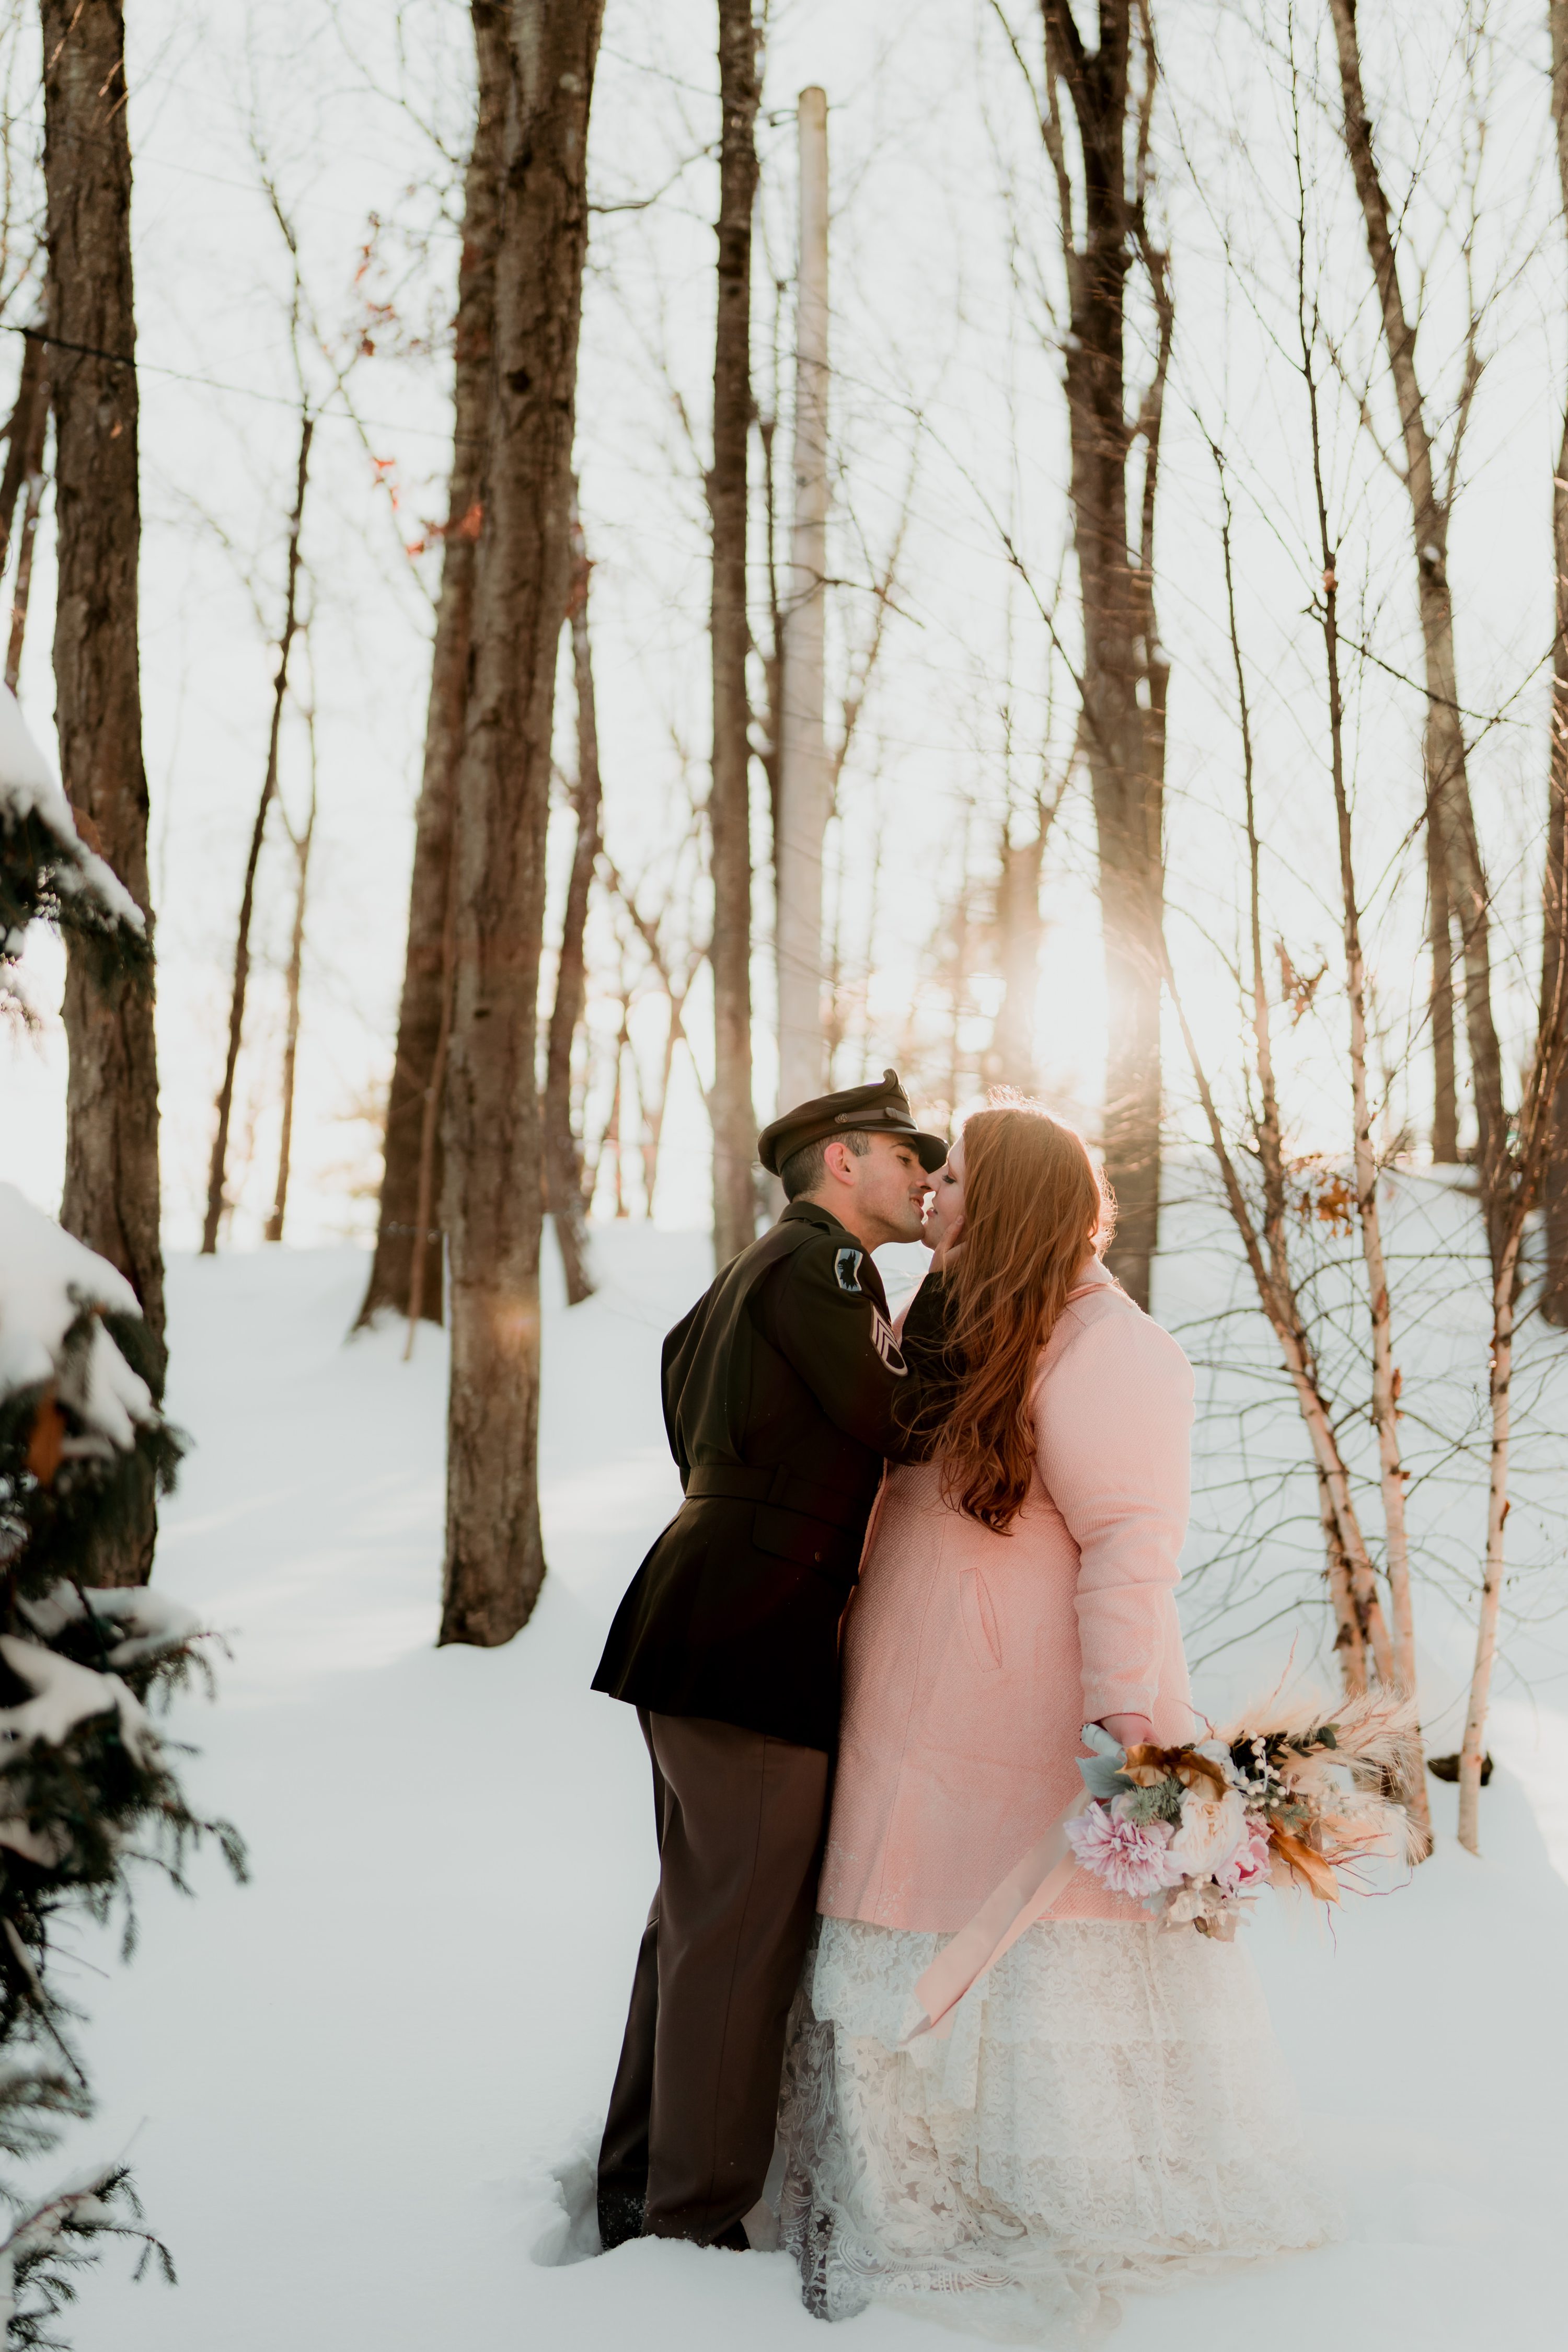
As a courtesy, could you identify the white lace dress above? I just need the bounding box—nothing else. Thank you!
[777,1913,1339,2341]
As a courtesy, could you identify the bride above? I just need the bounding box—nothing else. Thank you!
[778,1101,1335,2338]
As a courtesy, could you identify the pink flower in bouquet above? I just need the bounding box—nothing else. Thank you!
[1214,1815,1272,1896]
[1066,1802,1186,1898]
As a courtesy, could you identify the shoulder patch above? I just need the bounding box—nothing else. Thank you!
[834,1247,864,1295]
[870,1307,908,1376]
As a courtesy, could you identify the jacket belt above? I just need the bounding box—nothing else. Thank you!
[684,1463,869,1534]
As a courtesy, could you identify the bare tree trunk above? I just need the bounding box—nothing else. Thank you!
[1458,978,1568,1845]
[439,0,602,1650]
[1427,790,1459,1162]
[264,708,317,1246]
[1543,0,1568,1323]
[1459,1229,1517,1852]
[1207,455,1389,1687]
[44,0,162,1586]
[5,454,45,694]
[707,0,761,1267]
[0,329,47,580]
[1041,0,1167,1310]
[1315,507,1430,1836]
[201,410,312,1253]
[540,487,601,1305]
[605,1002,629,1219]
[988,771,1069,1092]
[633,983,693,1216]
[358,9,506,1329]
[988,814,1045,1092]
[1328,0,1506,1267]
[776,84,830,1114]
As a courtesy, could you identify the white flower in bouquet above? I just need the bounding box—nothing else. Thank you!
[1166,1784,1249,1876]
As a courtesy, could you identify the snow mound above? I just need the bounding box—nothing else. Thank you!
[0,1185,153,1446]
[0,686,145,951]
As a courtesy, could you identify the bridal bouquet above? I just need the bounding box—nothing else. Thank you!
[1063,1690,1426,1940]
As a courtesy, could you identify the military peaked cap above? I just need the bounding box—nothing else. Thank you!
[757,1068,948,1177]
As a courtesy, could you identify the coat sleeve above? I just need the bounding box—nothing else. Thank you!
[754,1235,913,1454]
[1033,1305,1195,1724]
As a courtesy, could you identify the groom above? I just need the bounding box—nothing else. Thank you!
[592,1070,947,2253]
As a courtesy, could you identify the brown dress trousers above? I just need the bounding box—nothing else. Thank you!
[597,1710,829,2248]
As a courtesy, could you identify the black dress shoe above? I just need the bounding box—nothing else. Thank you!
[709,2220,750,2252]
[597,2188,645,2251]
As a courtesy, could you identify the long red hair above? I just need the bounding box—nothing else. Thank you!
[933,1102,1113,1533]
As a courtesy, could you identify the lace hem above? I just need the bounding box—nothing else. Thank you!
[778,1917,1340,2341]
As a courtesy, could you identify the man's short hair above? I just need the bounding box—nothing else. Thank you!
[779,1127,871,1202]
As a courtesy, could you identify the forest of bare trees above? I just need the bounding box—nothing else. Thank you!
[10,8,1568,2343]
[2,0,1564,1825]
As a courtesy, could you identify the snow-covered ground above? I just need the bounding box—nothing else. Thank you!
[42,1227,1568,2351]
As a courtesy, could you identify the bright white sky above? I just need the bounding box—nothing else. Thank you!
[1,0,1561,1246]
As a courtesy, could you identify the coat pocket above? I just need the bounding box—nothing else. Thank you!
[959,1564,1003,1672]
[752,1505,860,1586]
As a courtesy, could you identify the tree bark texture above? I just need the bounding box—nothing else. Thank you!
[1328,0,1505,1256]
[439,0,602,1650]
[358,10,508,1329]
[44,1,162,1584]
[541,487,601,1305]
[1543,1,1568,1323]
[1043,1,1168,1311]
[707,0,761,1268]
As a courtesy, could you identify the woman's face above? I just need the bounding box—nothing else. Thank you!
[923,1137,965,1254]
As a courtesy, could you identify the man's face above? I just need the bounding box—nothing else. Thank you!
[833,1132,933,1247]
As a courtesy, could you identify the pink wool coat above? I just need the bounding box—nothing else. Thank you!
[817,1259,1197,1933]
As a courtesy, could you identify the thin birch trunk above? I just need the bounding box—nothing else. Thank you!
[1461,1010,1568,1844]
[358,7,506,1329]
[1215,452,1371,1683]
[1458,1229,1518,1853]
[439,0,602,1650]
[45,0,163,1585]
[1163,954,1396,1687]
[1542,0,1568,1324]
[540,486,601,1305]
[201,408,312,1254]
[1427,797,1459,1162]
[1316,528,1430,1834]
[263,708,317,1246]
[1456,511,1568,1847]
[1328,0,1506,1270]
[707,0,760,1266]
[1288,83,1415,1712]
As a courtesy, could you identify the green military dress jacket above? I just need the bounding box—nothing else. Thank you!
[592,1199,931,1751]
